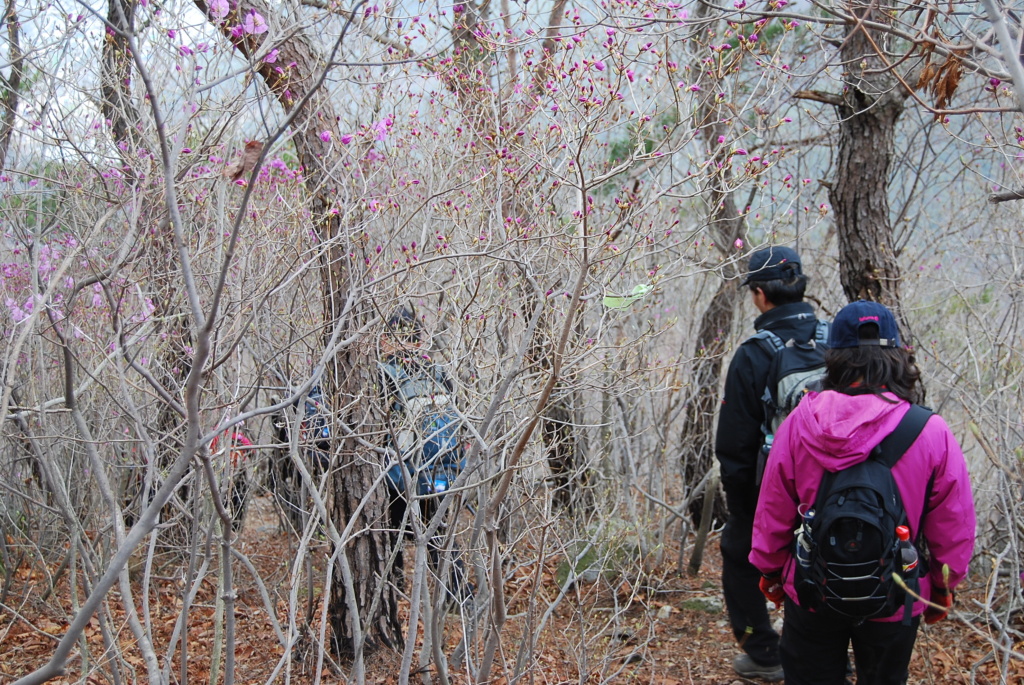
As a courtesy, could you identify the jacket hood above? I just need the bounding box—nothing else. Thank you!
[789,390,909,471]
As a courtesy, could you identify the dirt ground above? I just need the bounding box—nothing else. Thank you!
[1,493,1021,684]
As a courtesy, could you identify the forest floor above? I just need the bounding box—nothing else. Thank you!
[1,492,1021,684]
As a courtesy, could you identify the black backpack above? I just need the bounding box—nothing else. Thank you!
[752,319,830,484]
[753,319,830,433]
[794,404,933,623]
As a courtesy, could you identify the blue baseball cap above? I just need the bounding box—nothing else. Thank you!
[741,246,803,285]
[829,300,901,348]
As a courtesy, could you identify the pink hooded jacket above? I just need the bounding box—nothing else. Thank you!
[750,390,976,621]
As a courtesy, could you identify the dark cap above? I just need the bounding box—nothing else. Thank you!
[741,246,803,285]
[829,300,900,349]
[385,307,421,342]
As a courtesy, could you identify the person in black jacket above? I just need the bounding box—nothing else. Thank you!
[378,307,457,505]
[716,246,824,682]
[377,307,470,607]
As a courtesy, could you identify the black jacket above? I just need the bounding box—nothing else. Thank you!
[715,301,821,499]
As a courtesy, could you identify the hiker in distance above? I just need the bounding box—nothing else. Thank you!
[750,300,976,685]
[377,307,470,606]
[715,245,829,682]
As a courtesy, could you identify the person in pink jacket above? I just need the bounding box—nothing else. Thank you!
[750,300,976,685]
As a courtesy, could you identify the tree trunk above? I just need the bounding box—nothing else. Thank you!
[101,0,190,551]
[828,1,907,308]
[678,274,737,525]
[101,0,140,150]
[193,0,402,656]
[327,339,402,657]
[528,302,590,512]
[677,0,747,527]
[541,385,590,512]
[0,0,23,171]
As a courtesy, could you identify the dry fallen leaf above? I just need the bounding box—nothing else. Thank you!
[222,140,264,181]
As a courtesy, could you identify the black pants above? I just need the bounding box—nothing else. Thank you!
[387,482,468,601]
[781,597,920,685]
[721,484,781,666]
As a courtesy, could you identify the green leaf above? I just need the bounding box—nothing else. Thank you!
[603,284,652,310]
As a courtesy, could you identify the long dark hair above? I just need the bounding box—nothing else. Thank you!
[821,346,924,404]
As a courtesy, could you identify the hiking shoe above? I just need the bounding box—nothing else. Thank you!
[732,654,784,682]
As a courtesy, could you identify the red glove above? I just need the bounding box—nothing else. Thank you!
[759,573,785,609]
[924,586,953,625]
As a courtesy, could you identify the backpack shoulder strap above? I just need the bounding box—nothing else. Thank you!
[873,404,933,469]
[814,319,830,347]
[379,360,405,384]
[379,360,415,403]
[813,404,933,512]
[752,319,827,354]
[750,329,785,356]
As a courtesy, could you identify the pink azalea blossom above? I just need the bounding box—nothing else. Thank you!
[243,11,268,35]
[340,134,354,144]
[264,48,279,63]
[209,0,229,20]
[320,130,332,143]
[372,117,393,141]
[6,298,27,323]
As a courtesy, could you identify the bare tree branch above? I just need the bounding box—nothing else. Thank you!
[794,89,845,106]
[988,187,1024,203]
